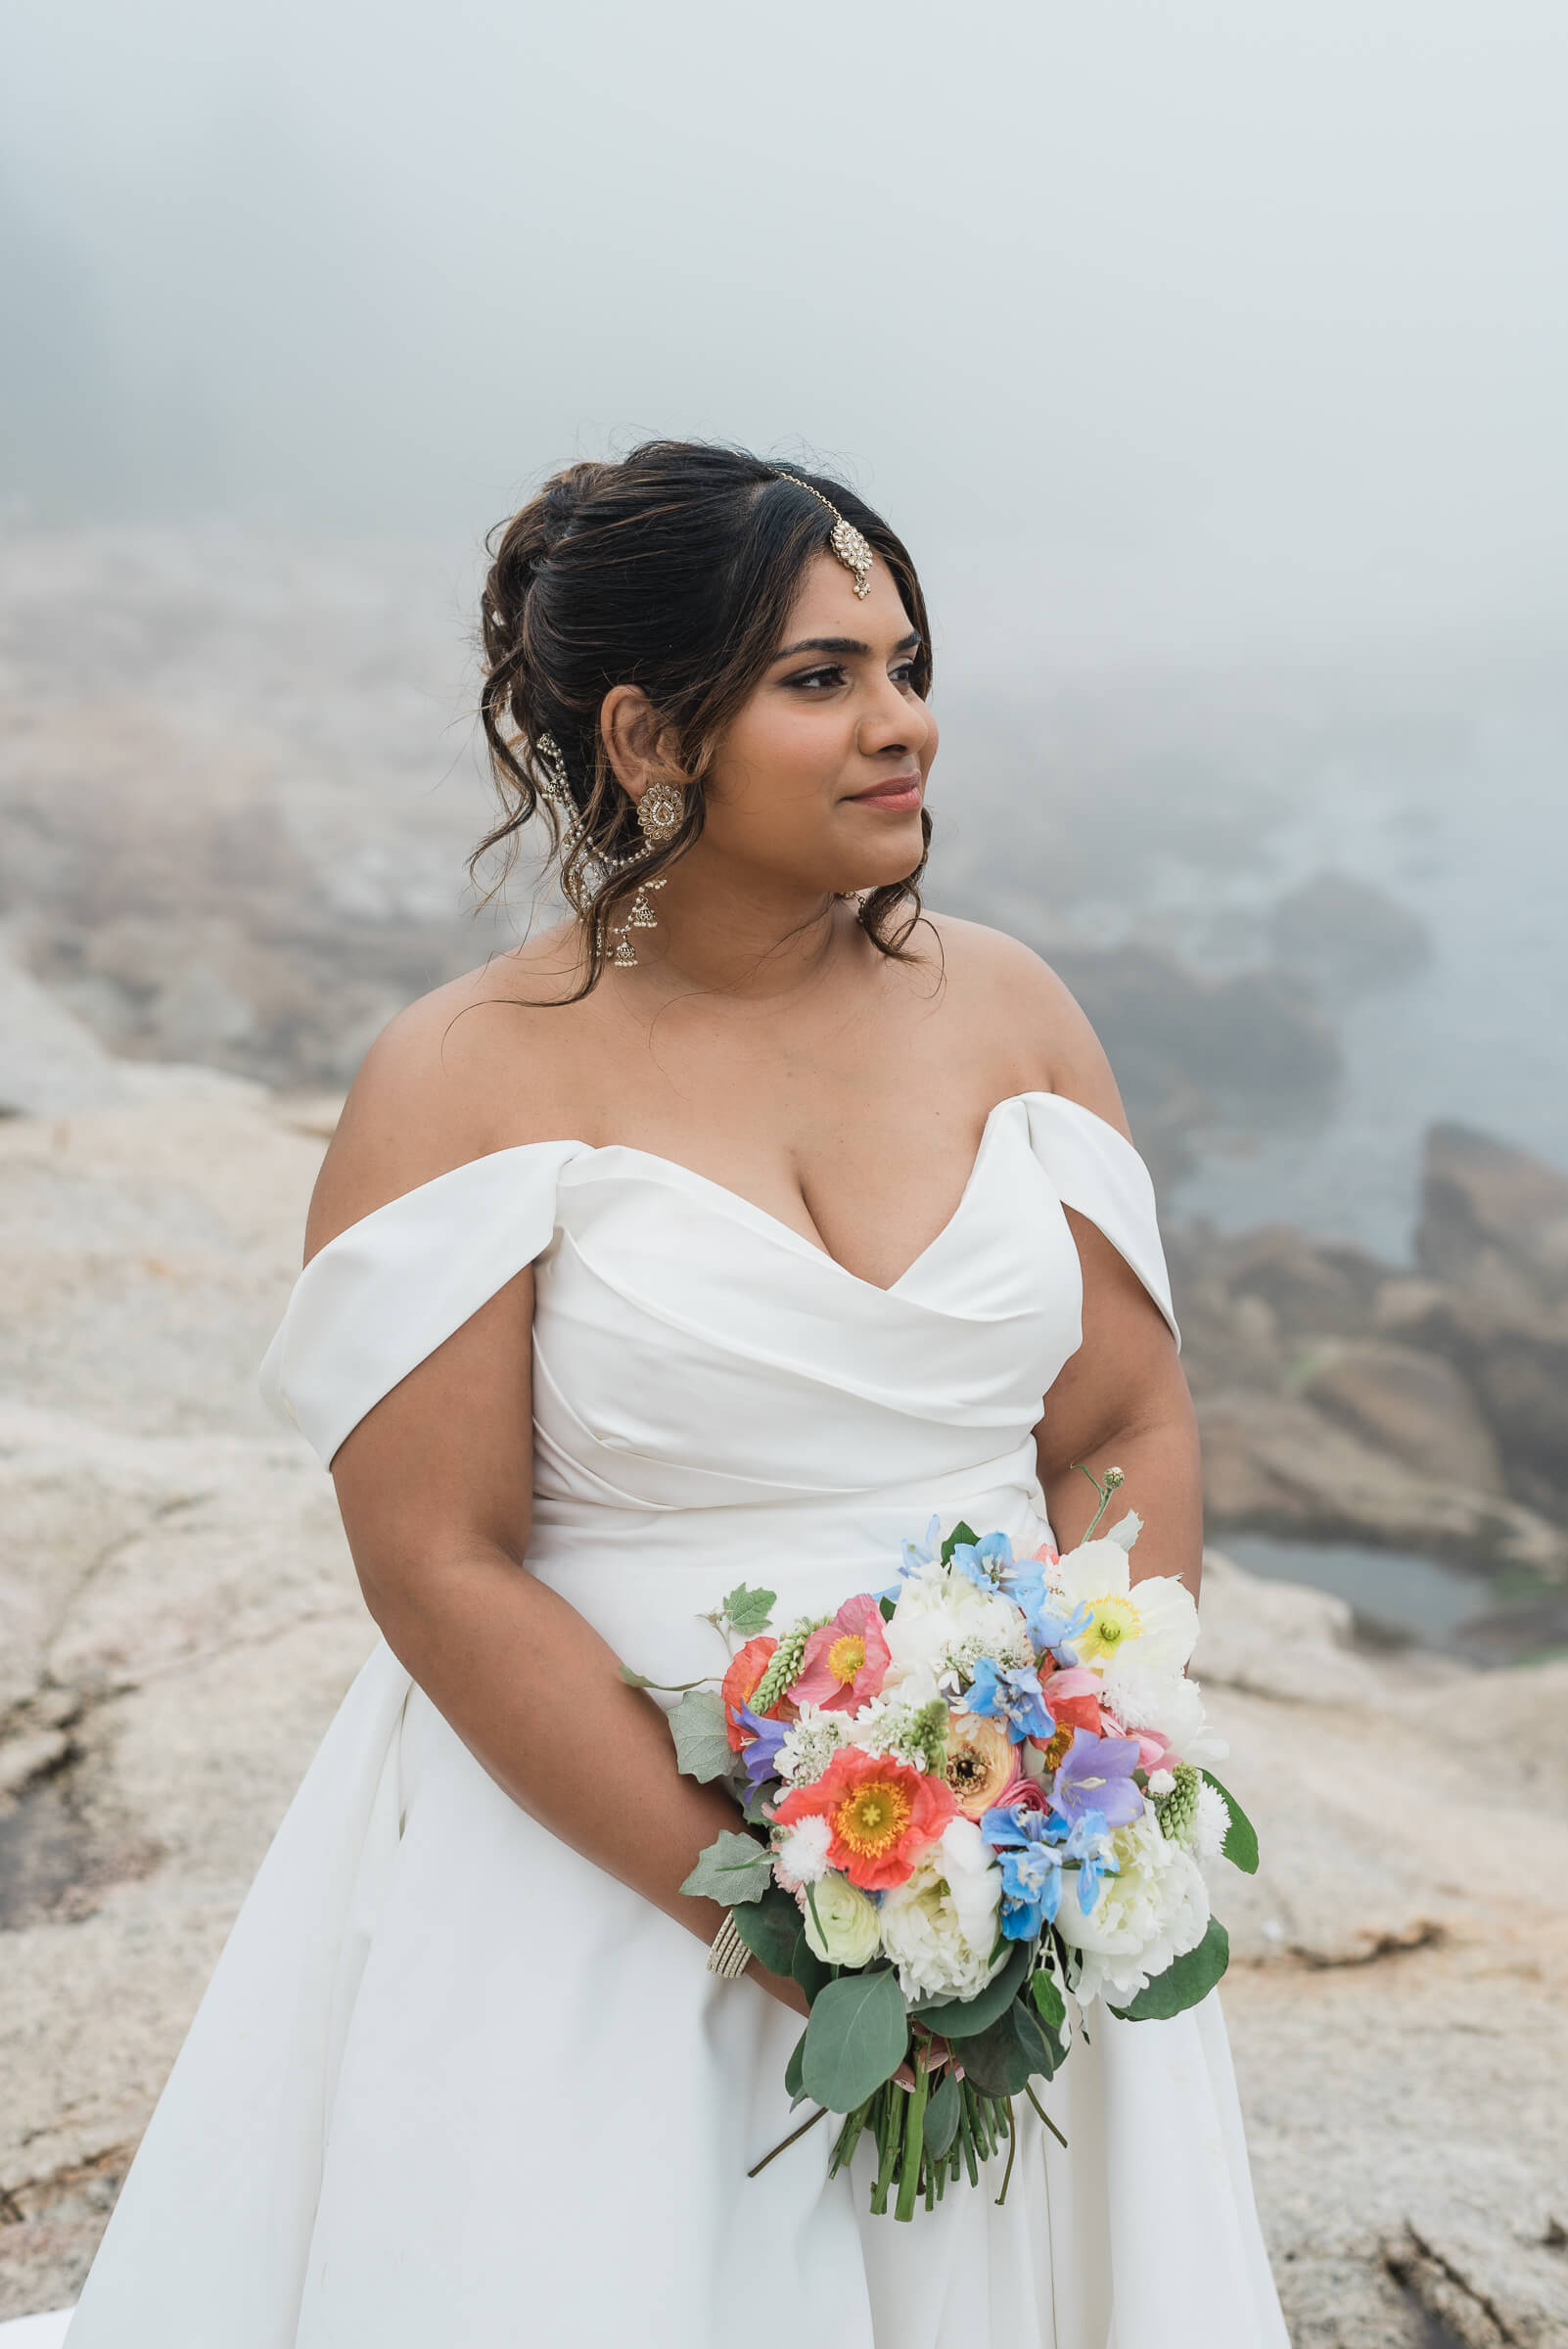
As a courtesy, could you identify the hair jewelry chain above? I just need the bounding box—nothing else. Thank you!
[773,474,874,601]
[533,732,684,967]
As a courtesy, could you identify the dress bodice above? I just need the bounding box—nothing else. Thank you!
[258,1092,1178,1517]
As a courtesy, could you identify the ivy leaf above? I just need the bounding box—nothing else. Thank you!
[1201,1771,1260,1874]
[731,1885,804,1977]
[939,1520,979,1566]
[677,1830,775,1906]
[722,1584,777,1638]
[1109,1917,1230,2022]
[668,1688,734,1783]
[877,1594,898,1624]
[801,1969,910,2113]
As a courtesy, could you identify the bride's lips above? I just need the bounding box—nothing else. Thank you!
[847,772,923,812]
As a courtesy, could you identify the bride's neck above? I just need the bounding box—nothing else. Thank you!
[603,848,853,1003]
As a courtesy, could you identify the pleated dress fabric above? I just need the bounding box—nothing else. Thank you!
[40,1091,1286,2349]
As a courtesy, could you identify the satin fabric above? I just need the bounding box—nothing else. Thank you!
[41,1091,1285,2347]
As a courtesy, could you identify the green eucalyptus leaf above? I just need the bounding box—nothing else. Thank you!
[731,1885,804,1977]
[722,1583,777,1638]
[909,1940,1031,2040]
[669,1688,735,1783]
[784,2028,807,2106]
[677,1830,775,1906]
[791,1933,832,2003]
[619,1666,715,1692]
[1201,1772,1260,1874]
[957,1997,1053,2097]
[740,1781,778,1825]
[922,2067,961,2163]
[1109,1917,1230,2022]
[1029,1968,1067,2037]
[801,1969,910,2114]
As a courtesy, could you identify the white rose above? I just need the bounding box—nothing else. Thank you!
[877,1819,1005,2004]
[803,1871,883,1967]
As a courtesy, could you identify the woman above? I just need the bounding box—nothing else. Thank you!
[41,443,1286,2345]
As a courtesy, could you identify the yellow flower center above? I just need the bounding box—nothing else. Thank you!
[1077,1593,1140,1664]
[834,1777,912,1859]
[827,1633,867,1685]
[1040,1725,1074,1773]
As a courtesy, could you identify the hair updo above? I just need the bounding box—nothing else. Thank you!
[475,439,934,996]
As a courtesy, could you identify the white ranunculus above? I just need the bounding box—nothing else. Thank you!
[803,1870,883,1967]
[877,1818,1005,2004]
[883,1566,1030,1692]
[772,1813,832,1889]
[1055,1811,1211,2009]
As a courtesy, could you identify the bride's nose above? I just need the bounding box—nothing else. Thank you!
[855,673,934,760]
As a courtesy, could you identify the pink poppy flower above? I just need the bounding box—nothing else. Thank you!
[789,1594,891,1713]
[1038,1666,1105,1737]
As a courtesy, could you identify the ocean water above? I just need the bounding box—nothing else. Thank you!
[1162,681,1568,1258]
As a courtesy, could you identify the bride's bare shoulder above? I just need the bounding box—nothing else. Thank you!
[919,909,1131,1137]
[302,923,599,1259]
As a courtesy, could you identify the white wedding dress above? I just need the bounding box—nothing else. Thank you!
[24,1091,1286,2348]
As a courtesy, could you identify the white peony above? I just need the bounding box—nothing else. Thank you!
[877,1818,1006,2003]
[883,1565,1032,1694]
[802,1870,882,1967]
[1055,1810,1211,2009]
[772,1813,832,1889]
[1103,1664,1228,1765]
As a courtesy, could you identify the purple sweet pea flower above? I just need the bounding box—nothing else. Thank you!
[1049,1727,1144,1829]
[735,1704,790,1792]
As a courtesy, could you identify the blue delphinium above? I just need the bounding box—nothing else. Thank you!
[981,1800,1069,1939]
[965,1656,1054,1744]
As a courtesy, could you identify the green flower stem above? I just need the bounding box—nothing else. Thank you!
[994,2097,1019,2207]
[870,2087,900,2217]
[745,2103,828,2179]
[894,2049,931,2223]
[1023,2079,1069,2150]
[829,2099,870,2180]
[960,2104,981,2188]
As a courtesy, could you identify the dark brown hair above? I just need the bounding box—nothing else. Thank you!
[475,440,934,995]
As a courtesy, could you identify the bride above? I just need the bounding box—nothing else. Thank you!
[30,442,1286,2346]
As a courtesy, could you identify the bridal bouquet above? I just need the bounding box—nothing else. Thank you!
[623,1469,1258,2221]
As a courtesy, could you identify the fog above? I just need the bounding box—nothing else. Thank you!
[5,0,1567,668]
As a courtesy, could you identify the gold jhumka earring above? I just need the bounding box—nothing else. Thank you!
[531,735,686,971]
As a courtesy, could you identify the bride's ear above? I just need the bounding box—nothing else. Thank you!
[600,685,673,807]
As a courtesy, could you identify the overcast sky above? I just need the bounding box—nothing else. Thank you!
[4,0,1566,668]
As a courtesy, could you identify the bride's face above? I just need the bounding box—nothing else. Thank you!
[700,552,938,896]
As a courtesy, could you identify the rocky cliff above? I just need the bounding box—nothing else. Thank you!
[0,998,1563,2344]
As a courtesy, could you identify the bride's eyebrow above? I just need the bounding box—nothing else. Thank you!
[771,630,922,663]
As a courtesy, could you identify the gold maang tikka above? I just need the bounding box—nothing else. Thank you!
[532,734,685,970]
[774,474,875,600]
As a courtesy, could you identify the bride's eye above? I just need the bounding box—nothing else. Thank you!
[783,665,847,693]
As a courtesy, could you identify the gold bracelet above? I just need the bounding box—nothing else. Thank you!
[705,1911,753,1980]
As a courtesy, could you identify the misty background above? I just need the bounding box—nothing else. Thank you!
[3,0,1568,1639]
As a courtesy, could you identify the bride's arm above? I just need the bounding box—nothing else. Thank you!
[304,990,809,2018]
[1025,973,1204,1596]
